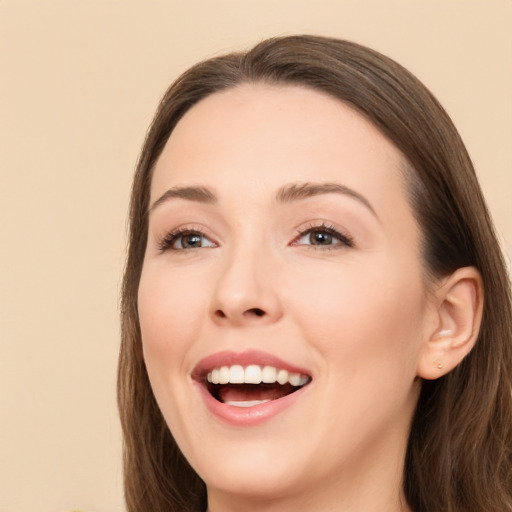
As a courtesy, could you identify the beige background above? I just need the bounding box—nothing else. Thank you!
[1,1,511,511]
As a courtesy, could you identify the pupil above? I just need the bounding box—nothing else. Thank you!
[183,234,201,248]
[311,231,332,245]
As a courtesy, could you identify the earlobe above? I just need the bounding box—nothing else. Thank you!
[417,267,484,380]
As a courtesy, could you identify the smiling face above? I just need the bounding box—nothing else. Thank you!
[138,84,433,510]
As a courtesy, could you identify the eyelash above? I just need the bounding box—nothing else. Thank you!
[293,222,354,250]
[157,222,354,253]
[157,227,216,253]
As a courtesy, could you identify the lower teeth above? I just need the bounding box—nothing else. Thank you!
[224,399,271,408]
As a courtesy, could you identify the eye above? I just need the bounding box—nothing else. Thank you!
[159,229,217,252]
[293,224,353,249]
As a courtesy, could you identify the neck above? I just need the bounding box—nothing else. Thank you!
[207,480,411,512]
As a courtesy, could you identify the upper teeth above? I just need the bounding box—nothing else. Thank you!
[206,365,309,387]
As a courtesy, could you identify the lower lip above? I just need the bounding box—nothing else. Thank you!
[195,382,309,427]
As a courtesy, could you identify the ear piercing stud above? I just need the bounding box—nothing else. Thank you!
[436,361,444,370]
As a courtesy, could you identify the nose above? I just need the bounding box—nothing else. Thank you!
[210,245,284,327]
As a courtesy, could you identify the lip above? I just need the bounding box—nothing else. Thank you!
[192,350,312,426]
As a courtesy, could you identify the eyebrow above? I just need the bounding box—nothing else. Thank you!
[276,182,378,219]
[149,181,377,219]
[149,186,217,213]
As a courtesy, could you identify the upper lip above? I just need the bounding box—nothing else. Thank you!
[192,349,312,382]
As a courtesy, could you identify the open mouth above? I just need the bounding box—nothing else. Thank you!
[204,364,311,408]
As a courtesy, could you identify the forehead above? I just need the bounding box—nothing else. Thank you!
[151,84,411,218]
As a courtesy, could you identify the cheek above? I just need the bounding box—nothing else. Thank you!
[287,259,426,377]
[137,264,214,440]
[137,264,209,373]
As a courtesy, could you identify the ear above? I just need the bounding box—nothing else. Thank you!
[417,266,484,380]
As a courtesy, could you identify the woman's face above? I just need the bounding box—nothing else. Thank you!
[138,84,434,506]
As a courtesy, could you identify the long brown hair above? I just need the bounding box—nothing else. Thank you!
[118,35,512,511]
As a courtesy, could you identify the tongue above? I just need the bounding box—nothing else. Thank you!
[217,383,295,404]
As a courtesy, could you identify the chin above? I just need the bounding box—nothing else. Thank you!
[189,437,308,498]
[202,466,302,504]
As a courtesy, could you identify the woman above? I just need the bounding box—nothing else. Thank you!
[118,35,512,511]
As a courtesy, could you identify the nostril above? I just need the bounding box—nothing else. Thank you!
[213,307,266,321]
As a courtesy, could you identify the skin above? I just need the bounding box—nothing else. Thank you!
[138,84,444,512]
